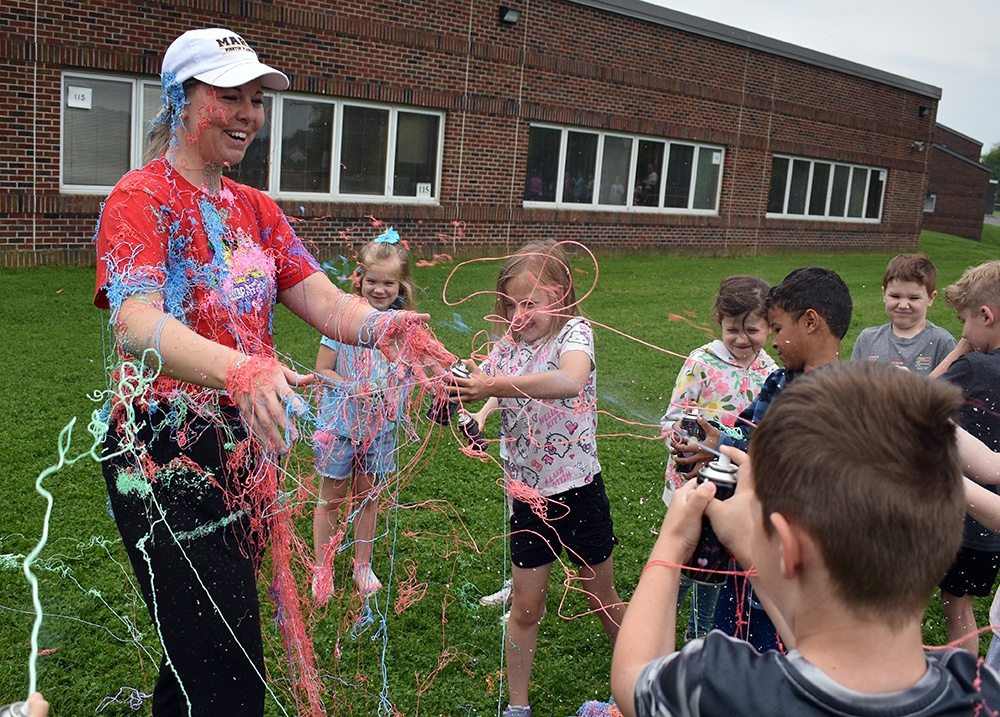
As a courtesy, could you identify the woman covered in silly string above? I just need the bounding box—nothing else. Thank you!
[452,240,624,717]
[94,28,451,717]
[311,228,416,601]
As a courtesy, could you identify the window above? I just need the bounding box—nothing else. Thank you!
[276,98,443,201]
[61,72,162,191]
[924,193,937,213]
[524,124,724,212]
[767,155,886,221]
[279,98,333,193]
[61,72,444,203]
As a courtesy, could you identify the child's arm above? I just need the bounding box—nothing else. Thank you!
[660,355,705,438]
[611,477,718,717]
[315,342,344,383]
[466,396,499,432]
[453,351,591,403]
[966,478,1000,533]
[929,338,973,379]
[957,424,1000,485]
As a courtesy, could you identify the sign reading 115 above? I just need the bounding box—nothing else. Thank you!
[67,86,93,110]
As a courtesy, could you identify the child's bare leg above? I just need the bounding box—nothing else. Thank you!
[578,555,624,645]
[351,471,384,595]
[506,563,552,708]
[352,472,379,566]
[941,590,980,653]
[314,474,349,566]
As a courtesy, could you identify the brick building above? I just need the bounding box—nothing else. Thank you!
[922,124,993,241]
[1,0,944,265]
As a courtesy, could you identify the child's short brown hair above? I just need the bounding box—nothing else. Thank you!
[713,275,770,325]
[883,253,939,294]
[750,361,964,625]
[943,260,1000,313]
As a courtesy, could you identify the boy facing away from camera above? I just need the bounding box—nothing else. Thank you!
[612,361,1000,717]
[851,253,956,374]
[928,260,1000,656]
[674,266,852,652]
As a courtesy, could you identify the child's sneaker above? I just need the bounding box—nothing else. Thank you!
[354,562,382,596]
[502,705,531,717]
[312,564,333,605]
[480,578,513,606]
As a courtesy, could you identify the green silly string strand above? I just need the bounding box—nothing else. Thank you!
[23,417,97,697]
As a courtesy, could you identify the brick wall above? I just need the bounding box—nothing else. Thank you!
[1,0,939,266]
[924,146,991,241]
[933,125,982,162]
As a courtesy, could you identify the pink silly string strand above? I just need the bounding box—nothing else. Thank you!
[393,559,429,615]
[666,311,715,338]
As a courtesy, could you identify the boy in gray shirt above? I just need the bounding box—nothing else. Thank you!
[851,253,956,373]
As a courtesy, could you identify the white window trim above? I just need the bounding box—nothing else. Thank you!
[766,154,886,223]
[924,193,937,213]
[60,72,141,194]
[60,72,445,205]
[523,123,724,214]
[271,95,444,204]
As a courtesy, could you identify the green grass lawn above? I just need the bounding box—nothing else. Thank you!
[2,230,999,716]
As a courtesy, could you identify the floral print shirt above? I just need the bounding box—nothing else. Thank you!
[660,340,776,501]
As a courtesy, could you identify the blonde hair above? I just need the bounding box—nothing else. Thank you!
[493,240,579,340]
[355,239,417,311]
[144,78,200,164]
[944,260,1000,313]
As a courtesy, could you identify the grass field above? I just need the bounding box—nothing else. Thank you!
[1,228,999,716]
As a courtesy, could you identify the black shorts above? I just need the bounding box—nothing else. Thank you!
[939,546,1000,597]
[510,472,617,570]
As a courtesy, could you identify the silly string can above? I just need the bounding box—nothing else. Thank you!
[677,406,707,475]
[456,412,488,453]
[427,362,471,425]
[0,702,28,717]
[427,363,488,453]
[681,453,738,585]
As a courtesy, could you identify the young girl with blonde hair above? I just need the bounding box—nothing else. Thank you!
[312,228,417,600]
[453,240,623,717]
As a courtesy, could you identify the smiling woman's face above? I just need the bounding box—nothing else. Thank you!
[178,79,265,171]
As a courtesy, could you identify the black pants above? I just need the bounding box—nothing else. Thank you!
[104,407,268,717]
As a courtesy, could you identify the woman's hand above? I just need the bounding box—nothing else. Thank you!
[226,356,314,454]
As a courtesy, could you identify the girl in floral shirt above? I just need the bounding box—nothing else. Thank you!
[659,275,776,641]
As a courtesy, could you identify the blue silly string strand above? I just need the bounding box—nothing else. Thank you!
[150,70,188,151]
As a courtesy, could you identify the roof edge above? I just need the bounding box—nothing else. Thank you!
[932,143,993,173]
[566,0,943,100]
[936,123,983,147]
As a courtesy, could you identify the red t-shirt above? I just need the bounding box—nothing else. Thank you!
[95,157,320,404]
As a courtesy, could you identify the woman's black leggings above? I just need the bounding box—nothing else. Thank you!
[103,406,268,717]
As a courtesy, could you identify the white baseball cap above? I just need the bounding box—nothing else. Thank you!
[162,28,289,90]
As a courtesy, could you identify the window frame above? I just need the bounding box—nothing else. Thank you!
[766,153,887,223]
[523,122,724,214]
[60,72,445,205]
[60,71,159,193]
